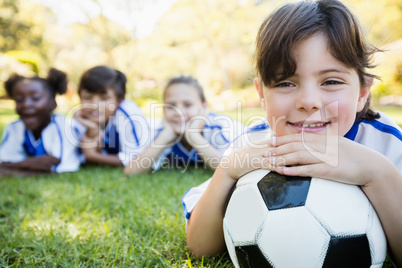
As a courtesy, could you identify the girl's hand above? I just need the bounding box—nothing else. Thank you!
[29,155,62,171]
[267,132,379,186]
[80,131,103,156]
[184,115,207,145]
[159,119,180,144]
[1,155,61,172]
[221,131,275,181]
[187,115,206,134]
[75,110,99,138]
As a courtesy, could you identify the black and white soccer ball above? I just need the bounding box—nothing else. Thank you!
[223,169,387,268]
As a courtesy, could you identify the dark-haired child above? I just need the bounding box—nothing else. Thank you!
[183,0,402,265]
[124,75,244,174]
[0,68,82,175]
[74,65,150,167]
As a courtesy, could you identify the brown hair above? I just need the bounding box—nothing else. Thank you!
[78,65,127,100]
[163,75,207,103]
[255,0,380,121]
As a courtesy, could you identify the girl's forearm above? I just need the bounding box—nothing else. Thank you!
[361,159,402,267]
[186,166,236,256]
[186,132,223,170]
[84,150,123,166]
[124,132,176,175]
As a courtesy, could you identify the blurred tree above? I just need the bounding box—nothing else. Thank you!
[133,0,273,96]
[346,0,402,101]
[0,0,39,52]
[0,0,52,70]
[347,0,402,45]
[0,0,54,96]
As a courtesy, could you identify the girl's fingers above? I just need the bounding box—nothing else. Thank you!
[268,151,318,168]
[279,163,324,178]
[273,132,327,147]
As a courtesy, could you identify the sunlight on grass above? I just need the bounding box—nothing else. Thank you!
[0,167,232,267]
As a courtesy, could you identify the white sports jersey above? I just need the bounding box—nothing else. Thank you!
[151,112,245,170]
[182,111,402,221]
[0,114,81,173]
[74,99,150,166]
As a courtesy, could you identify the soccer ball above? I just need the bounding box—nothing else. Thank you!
[223,169,387,268]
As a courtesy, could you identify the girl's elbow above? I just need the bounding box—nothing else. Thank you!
[186,229,225,257]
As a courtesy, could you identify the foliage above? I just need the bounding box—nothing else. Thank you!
[0,0,41,53]
[0,0,51,66]
[1,0,402,106]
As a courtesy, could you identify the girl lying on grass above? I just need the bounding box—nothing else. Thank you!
[183,0,402,265]
[124,75,244,174]
[0,68,81,176]
[74,65,150,167]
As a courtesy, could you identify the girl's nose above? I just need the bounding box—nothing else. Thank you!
[22,97,34,108]
[295,86,322,112]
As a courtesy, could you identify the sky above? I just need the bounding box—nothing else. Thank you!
[33,0,177,38]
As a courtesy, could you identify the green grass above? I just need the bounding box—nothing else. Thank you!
[0,101,400,267]
[0,167,232,267]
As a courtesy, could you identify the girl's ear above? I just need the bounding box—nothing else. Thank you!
[254,77,266,111]
[357,76,373,112]
[50,98,57,111]
[202,101,208,111]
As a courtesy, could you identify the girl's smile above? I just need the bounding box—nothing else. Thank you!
[13,80,56,139]
[288,120,331,133]
[255,33,370,137]
[164,83,207,134]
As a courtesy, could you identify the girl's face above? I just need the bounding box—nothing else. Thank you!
[163,83,207,134]
[13,79,56,137]
[79,88,121,126]
[255,33,370,137]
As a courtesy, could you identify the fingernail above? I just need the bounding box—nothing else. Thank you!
[269,157,275,165]
[283,167,290,174]
[264,151,270,157]
[270,137,276,146]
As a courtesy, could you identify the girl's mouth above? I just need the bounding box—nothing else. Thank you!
[22,114,37,120]
[288,121,330,132]
[289,122,330,128]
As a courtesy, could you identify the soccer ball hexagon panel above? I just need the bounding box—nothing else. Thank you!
[223,170,387,268]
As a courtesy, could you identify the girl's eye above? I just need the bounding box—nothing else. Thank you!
[184,103,193,108]
[15,96,24,103]
[81,94,92,101]
[32,95,41,101]
[322,80,343,86]
[165,105,176,110]
[274,82,294,88]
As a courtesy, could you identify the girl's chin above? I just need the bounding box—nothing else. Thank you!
[172,128,185,135]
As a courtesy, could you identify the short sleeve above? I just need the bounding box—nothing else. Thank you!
[115,100,151,166]
[0,121,26,163]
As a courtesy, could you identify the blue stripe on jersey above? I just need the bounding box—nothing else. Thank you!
[182,187,193,220]
[152,127,164,142]
[344,122,360,141]
[204,124,229,143]
[0,132,9,147]
[117,106,140,146]
[246,122,270,133]
[362,119,402,141]
[345,119,402,141]
[103,124,120,154]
